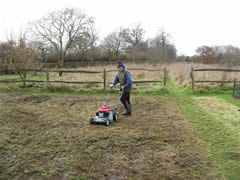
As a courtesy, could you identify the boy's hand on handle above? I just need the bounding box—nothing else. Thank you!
[121,85,124,90]
[110,84,114,88]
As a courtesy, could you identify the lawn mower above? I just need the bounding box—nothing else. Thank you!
[90,88,124,126]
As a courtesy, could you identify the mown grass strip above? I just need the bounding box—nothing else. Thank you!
[167,78,240,179]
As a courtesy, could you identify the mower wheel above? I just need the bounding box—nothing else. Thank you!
[105,119,110,126]
[90,118,94,124]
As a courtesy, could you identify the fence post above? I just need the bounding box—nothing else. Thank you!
[46,71,49,86]
[233,79,236,97]
[103,68,106,91]
[23,72,26,88]
[191,67,195,92]
[163,67,167,86]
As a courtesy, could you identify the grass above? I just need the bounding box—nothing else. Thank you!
[167,62,240,87]
[1,69,240,178]
[0,80,170,97]
[0,94,214,179]
[165,77,240,179]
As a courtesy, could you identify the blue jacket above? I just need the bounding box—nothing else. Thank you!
[112,65,132,89]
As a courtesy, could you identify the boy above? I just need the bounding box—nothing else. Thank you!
[110,61,133,115]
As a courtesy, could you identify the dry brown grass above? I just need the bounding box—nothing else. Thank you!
[166,62,240,88]
[53,63,164,81]
[49,63,166,89]
[51,62,240,89]
[2,61,240,90]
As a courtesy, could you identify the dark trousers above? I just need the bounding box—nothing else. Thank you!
[120,91,131,105]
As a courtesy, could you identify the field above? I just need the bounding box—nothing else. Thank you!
[1,62,240,179]
[167,62,240,89]
[0,94,217,179]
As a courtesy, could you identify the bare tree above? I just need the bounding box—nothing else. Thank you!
[1,32,39,86]
[101,28,126,60]
[120,24,148,61]
[150,27,171,47]
[70,23,98,61]
[195,46,217,64]
[122,23,145,48]
[194,45,240,64]
[149,27,173,61]
[0,42,9,66]
[30,8,94,68]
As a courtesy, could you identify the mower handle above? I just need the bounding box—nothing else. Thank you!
[103,86,124,110]
[103,87,113,107]
[114,89,124,110]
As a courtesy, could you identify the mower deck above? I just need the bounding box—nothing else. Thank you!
[90,88,123,126]
[90,107,117,126]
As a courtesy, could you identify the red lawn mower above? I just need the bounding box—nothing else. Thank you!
[90,88,124,126]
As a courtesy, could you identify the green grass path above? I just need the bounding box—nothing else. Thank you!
[166,78,240,179]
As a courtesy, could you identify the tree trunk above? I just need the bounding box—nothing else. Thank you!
[58,54,64,77]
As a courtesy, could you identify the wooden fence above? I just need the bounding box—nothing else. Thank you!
[0,67,167,90]
[191,67,240,91]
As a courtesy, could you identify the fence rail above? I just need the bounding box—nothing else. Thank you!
[193,68,240,72]
[0,69,103,73]
[106,68,164,72]
[0,67,167,90]
[191,67,240,92]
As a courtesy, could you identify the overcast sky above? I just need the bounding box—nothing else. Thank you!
[0,0,239,55]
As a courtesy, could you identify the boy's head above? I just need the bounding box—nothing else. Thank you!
[117,61,125,72]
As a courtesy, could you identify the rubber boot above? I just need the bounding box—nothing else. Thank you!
[122,102,128,115]
[128,104,132,115]
[123,102,131,116]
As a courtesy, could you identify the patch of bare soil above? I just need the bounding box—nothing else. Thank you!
[0,94,215,179]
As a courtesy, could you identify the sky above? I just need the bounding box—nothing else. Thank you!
[0,0,240,55]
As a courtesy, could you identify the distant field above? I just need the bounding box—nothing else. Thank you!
[167,62,240,89]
